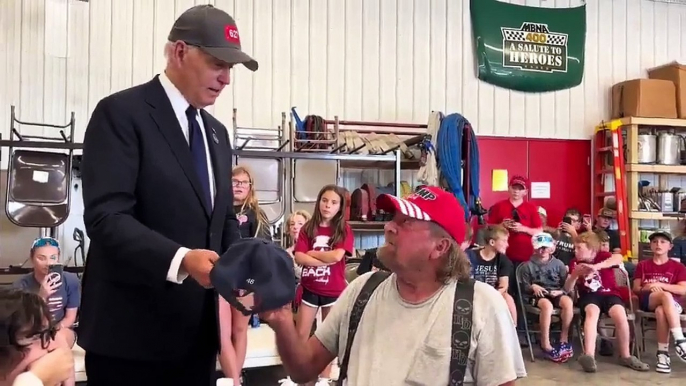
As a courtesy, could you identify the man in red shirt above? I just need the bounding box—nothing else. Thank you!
[487,175,542,342]
[487,175,542,265]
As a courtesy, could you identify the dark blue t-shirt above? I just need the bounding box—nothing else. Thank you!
[13,272,81,323]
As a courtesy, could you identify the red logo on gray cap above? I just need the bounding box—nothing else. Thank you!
[224,25,240,45]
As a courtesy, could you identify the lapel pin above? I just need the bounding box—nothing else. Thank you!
[211,128,219,144]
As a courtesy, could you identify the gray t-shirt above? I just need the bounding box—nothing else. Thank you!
[315,272,527,386]
[13,272,81,323]
[520,256,568,296]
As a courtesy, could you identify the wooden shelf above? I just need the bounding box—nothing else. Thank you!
[340,159,420,170]
[619,117,686,128]
[348,221,387,232]
[629,211,684,220]
[626,164,686,173]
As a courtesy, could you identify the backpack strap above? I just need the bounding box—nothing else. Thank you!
[336,271,391,385]
[449,279,476,386]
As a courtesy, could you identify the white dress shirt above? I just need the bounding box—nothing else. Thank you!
[158,72,217,284]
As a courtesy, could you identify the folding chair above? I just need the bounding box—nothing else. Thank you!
[6,150,71,228]
[635,302,686,353]
[5,106,76,229]
[514,263,582,362]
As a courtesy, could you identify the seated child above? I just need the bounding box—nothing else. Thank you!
[593,229,627,357]
[521,232,573,362]
[471,225,517,324]
[632,231,686,373]
[564,231,648,373]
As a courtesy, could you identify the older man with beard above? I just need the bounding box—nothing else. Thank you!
[261,186,526,385]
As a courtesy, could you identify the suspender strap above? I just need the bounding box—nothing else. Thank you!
[336,271,391,385]
[448,279,475,386]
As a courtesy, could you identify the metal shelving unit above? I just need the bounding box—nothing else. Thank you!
[595,116,686,260]
[234,112,429,239]
[235,147,409,234]
[0,105,82,275]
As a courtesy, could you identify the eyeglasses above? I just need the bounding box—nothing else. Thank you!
[232,180,251,187]
[31,237,60,249]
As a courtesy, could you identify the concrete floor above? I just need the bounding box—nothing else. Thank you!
[241,345,686,385]
[520,351,686,385]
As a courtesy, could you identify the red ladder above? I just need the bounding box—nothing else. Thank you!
[593,120,630,258]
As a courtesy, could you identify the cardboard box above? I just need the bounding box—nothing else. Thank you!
[648,61,686,118]
[611,79,677,119]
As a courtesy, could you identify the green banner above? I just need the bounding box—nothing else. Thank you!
[470,0,586,93]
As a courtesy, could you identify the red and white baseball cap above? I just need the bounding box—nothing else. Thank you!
[376,186,466,243]
[509,175,529,189]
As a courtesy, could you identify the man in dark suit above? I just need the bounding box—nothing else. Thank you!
[78,5,258,386]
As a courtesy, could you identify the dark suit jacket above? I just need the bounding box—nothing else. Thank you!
[78,76,241,361]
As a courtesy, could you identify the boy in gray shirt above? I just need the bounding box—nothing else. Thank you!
[521,232,574,363]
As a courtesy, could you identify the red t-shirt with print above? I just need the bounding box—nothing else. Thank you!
[294,224,354,297]
[634,259,686,298]
[569,251,624,299]
[487,200,542,263]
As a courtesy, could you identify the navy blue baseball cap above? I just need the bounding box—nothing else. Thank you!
[210,238,296,316]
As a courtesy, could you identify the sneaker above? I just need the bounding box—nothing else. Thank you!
[315,378,332,386]
[278,377,298,386]
[675,339,686,363]
[656,350,671,374]
[542,346,562,363]
[558,342,574,362]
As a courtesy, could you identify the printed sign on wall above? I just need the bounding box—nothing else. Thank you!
[470,0,586,93]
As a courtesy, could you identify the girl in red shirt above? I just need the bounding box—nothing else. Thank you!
[293,184,354,384]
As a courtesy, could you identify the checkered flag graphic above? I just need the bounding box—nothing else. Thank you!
[502,30,526,41]
[546,34,567,46]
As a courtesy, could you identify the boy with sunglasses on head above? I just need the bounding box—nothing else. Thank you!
[12,237,80,386]
[521,232,573,362]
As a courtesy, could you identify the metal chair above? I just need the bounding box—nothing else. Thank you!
[5,106,75,228]
[514,263,582,362]
[635,298,686,353]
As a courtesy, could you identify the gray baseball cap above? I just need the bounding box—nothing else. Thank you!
[648,230,673,243]
[168,5,258,72]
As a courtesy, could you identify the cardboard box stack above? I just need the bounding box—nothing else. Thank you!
[610,61,686,120]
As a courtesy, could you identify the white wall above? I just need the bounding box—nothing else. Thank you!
[2,0,686,260]
[4,0,686,145]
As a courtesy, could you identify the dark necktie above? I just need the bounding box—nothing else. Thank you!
[186,106,212,209]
